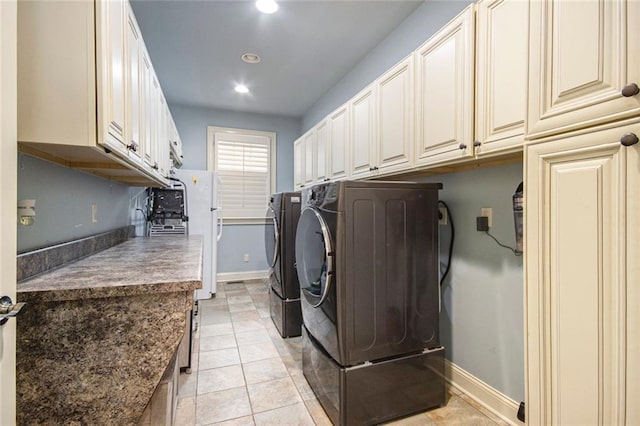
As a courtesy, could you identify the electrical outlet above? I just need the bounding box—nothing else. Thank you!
[438,207,448,226]
[480,207,492,227]
[243,254,249,262]
[91,204,98,223]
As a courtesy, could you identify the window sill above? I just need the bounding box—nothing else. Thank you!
[222,217,270,225]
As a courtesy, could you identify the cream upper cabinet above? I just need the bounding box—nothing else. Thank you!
[474,0,528,156]
[125,4,142,165]
[414,5,474,167]
[303,130,316,186]
[314,120,329,183]
[376,55,414,174]
[526,0,640,140]
[328,104,349,180]
[293,136,305,189]
[525,120,640,426]
[98,0,128,155]
[17,0,177,186]
[349,84,377,179]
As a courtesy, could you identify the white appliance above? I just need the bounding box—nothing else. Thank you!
[171,169,222,299]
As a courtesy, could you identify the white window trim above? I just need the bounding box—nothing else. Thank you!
[207,126,276,225]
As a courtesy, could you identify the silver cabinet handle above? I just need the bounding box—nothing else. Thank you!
[0,296,27,326]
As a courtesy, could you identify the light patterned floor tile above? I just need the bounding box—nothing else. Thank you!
[253,402,314,426]
[247,377,303,414]
[238,341,280,364]
[200,334,237,352]
[197,365,246,395]
[196,386,251,425]
[234,329,271,347]
[242,357,289,385]
[199,347,241,370]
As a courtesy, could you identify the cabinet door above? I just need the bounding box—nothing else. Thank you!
[349,84,377,179]
[475,0,528,156]
[303,130,315,185]
[125,6,142,164]
[315,120,328,183]
[99,0,127,153]
[293,137,305,189]
[141,49,154,168]
[328,104,349,180]
[376,55,413,173]
[526,122,639,425]
[527,0,640,139]
[414,5,474,167]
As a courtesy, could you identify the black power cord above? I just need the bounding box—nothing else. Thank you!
[438,200,454,287]
[484,231,522,256]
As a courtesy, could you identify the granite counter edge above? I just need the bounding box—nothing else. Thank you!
[17,280,202,303]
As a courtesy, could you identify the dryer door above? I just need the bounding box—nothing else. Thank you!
[265,205,280,268]
[295,206,340,362]
[296,207,334,308]
[265,205,283,296]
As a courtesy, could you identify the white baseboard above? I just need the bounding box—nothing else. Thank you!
[444,359,521,425]
[216,270,269,283]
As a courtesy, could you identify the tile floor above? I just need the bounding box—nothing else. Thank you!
[173,280,509,426]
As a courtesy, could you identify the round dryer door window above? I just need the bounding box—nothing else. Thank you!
[264,206,279,268]
[295,207,333,307]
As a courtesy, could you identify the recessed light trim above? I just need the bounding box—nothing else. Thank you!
[256,0,278,14]
[234,84,250,94]
[242,53,261,64]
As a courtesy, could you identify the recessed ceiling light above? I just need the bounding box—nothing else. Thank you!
[234,84,250,94]
[256,0,278,14]
[242,53,261,64]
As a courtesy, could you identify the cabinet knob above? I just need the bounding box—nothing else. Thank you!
[473,141,482,147]
[127,142,138,152]
[621,133,639,147]
[459,143,467,150]
[621,83,639,97]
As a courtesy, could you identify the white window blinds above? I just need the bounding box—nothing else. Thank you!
[214,132,272,220]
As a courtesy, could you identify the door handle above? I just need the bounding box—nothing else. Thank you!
[0,296,27,326]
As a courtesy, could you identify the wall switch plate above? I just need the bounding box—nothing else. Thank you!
[438,206,448,226]
[243,254,249,262]
[91,204,98,223]
[480,207,492,227]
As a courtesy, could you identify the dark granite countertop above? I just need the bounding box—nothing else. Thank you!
[17,236,203,302]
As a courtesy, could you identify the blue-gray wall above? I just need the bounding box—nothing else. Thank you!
[17,153,131,253]
[420,164,524,402]
[303,0,475,131]
[300,0,524,404]
[170,104,301,274]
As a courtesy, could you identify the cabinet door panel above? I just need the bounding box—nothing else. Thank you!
[141,50,153,167]
[102,0,127,150]
[125,8,141,164]
[527,0,640,139]
[304,131,315,185]
[377,56,413,173]
[415,6,474,166]
[315,120,328,183]
[526,123,638,425]
[329,105,349,180]
[349,85,376,179]
[475,0,528,155]
[293,137,304,189]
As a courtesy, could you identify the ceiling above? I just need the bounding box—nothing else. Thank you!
[130,0,424,118]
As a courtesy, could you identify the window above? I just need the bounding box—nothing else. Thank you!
[207,126,276,222]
